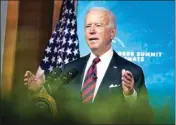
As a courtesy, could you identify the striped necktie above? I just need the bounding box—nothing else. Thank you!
[82,57,101,103]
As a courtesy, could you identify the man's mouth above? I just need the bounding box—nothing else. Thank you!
[89,38,99,42]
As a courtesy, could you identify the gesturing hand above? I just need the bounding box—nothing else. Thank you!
[24,71,44,92]
[121,69,134,96]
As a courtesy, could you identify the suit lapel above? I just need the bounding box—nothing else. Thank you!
[94,52,123,101]
[75,54,90,85]
[66,54,90,101]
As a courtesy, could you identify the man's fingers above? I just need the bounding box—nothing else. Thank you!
[122,82,131,88]
[124,71,133,78]
[122,70,134,83]
[24,78,28,82]
[24,73,28,77]
[24,82,28,85]
[26,71,34,77]
[121,70,134,94]
[122,69,126,76]
[123,74,132,81]
[122,77,130,84]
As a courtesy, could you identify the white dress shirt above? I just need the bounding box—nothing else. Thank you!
[81,47,137,104]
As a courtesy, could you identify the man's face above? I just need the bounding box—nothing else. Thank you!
[85,10,116,53]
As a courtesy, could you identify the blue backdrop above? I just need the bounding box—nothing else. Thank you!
[77,1,175,124]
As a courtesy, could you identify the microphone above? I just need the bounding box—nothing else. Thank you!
[59,68,78,85]
[43,68,62,95]
[93,73,97,80]
[45,68,79,93]
[45,68,62,81]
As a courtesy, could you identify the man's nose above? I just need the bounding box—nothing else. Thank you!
[89,26,96,34]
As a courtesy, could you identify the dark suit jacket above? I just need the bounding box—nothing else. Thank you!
[50,51,154,124]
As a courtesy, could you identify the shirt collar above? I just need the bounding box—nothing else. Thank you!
[89,47,114,64]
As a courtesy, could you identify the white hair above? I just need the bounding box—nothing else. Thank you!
[86,7,116,28]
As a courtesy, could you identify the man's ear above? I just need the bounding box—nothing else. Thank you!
[110,27,116,39]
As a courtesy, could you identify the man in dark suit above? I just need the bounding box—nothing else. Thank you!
[24,7,153,124]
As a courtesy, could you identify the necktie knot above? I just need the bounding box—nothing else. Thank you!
[93,57,101,65]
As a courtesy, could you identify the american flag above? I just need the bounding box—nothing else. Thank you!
[36,0,80,76]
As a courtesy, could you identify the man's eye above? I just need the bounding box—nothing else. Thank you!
[96,24,102,27]
[86,25,91,28]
